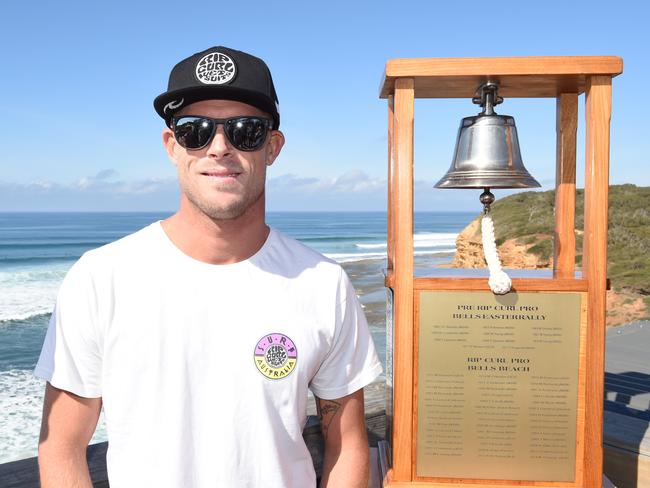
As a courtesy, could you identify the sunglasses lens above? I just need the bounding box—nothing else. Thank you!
[226,117,270,151]
[174,117,214,149]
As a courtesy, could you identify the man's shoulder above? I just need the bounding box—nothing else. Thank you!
[270,228,337,264]
[80,221,161,268]
[268,228,344,278]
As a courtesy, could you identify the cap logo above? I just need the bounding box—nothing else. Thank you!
[196,52,236,85]
[163,98,184,114]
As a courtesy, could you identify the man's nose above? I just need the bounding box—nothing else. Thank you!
[206,125,233,157]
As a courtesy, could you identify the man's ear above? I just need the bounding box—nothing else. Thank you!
[162,128,179,166]
[266,130,285,167]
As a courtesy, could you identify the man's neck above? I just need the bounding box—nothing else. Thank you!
[161,199,269,265]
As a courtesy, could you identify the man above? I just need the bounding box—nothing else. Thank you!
[35,46,382,487]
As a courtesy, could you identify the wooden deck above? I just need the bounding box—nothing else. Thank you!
[603,320,650,487]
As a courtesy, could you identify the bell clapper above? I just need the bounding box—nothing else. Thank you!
[479,188,512,295]
[480,188,495,214]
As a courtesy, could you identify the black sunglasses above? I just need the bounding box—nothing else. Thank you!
[172,115,273,151]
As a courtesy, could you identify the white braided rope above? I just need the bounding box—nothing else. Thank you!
[481,214,512,294]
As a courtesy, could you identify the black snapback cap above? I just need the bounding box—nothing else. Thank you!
[154,46,280,129]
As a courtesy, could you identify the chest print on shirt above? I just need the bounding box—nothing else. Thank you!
[253,333,298,380]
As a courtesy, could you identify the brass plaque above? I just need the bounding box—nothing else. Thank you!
[416,291,581,481]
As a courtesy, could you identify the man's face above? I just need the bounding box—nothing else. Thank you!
[163,99,284,221]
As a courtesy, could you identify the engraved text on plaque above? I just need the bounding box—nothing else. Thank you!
[416,291,582,481]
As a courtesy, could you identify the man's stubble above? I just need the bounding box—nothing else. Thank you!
[178,166,267,221]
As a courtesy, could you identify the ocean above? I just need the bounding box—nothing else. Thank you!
[0,211,475,463]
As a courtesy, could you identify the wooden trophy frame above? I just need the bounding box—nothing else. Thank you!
[379,56,623,487]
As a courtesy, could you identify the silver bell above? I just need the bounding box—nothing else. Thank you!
[434,83,540,190]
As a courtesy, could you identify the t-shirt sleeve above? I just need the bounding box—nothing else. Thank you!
[309,269,383,400]
[33,255,103,398]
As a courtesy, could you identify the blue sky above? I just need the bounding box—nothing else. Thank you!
[0,0,647,211]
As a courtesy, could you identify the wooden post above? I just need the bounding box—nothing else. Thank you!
[391,78,415,481]
[583,75,612,488]
[554,93,578,278]
[388,95,395,271]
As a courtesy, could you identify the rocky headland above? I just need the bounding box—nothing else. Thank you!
[451,184,650,326]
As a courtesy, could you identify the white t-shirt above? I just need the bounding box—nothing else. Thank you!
[34,222,382,487]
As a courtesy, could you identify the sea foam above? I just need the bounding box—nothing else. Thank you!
[0,369,107,463]
[355,232,458,250]
[0,263,71,323]
[326,249,455,264]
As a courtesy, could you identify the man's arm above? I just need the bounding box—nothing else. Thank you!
[38,382,102,488]
[316,388,369,488]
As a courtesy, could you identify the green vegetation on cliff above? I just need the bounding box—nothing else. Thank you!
[488,184,650,294]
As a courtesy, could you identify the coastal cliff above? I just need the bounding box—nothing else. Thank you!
[451,184,650,326]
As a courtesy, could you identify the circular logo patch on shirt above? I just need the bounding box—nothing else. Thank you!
[195,52,236,85]
[254,333,297,380]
